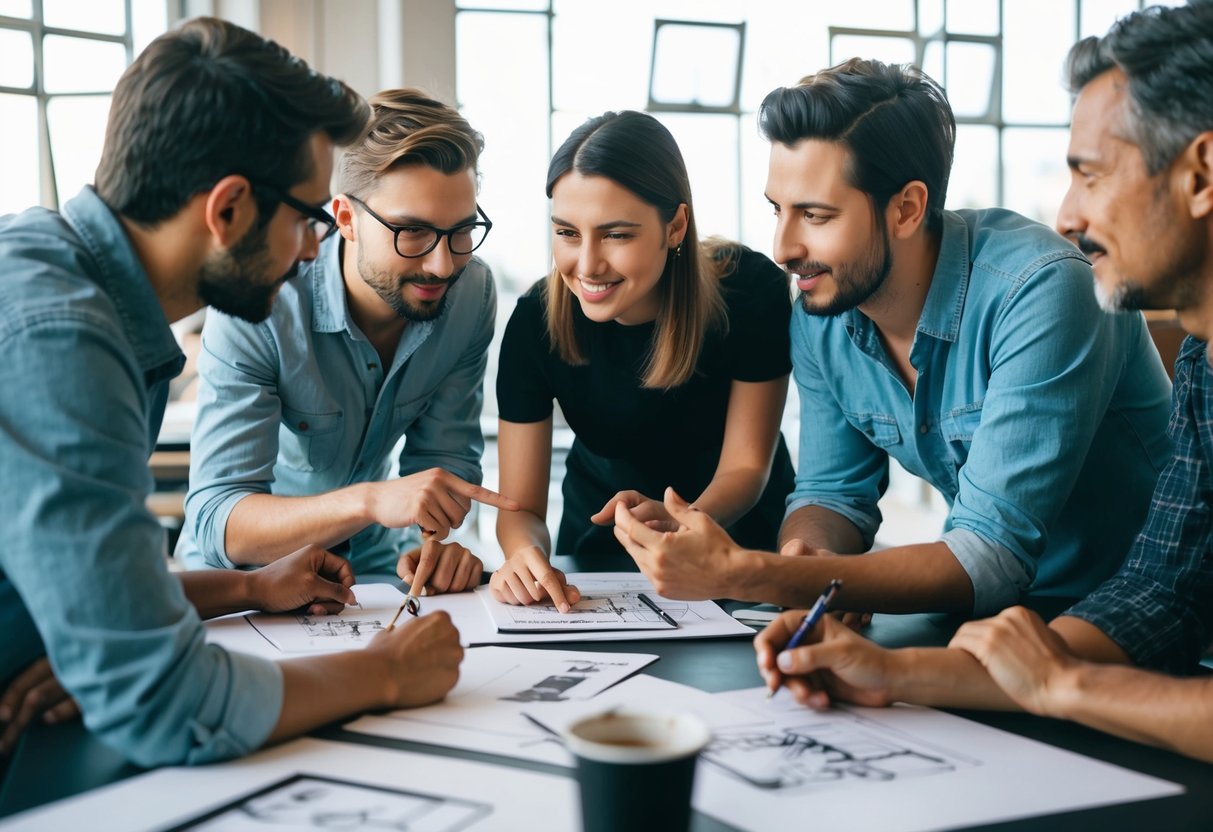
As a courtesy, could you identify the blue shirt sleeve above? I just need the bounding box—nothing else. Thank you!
[0,314,282,766]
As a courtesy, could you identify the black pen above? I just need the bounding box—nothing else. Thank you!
[638,592,678,628]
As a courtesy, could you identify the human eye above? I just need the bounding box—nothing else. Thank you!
[553,228,579,239]
[604,231,633,241]
[396,225,431,241]
[804,211,830,225]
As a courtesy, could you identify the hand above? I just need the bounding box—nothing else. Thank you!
[397,538,484,595]
[489,546,581,612]
[0,658,80,754]
[754,611,898,709]
[591,490,678,532]
[370,468,520,540]
[365,611,464,709]
[613,487,747,600]
[948,606,1076,717]
[250,544,357,615]
[779,539,871,630]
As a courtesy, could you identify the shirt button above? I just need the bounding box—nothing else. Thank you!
[919,423,929,434]
[368,363,377,370]
[298,421,309,431]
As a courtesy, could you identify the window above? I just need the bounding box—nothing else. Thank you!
[0,0,166,215]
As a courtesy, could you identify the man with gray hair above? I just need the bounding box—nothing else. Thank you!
[755,0,1213,763]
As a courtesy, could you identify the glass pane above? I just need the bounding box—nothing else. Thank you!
[655,113,739,241]
[739,3,822,107]
[132,0,168,53]
[0,0,32,17]
[456,11,550,294]
[552,0,650,112]
[947,124,997,210]
[740,114,776,256]
[922,39,944,83]
[1080,0,1137,38]
[918,0,944,35]
[827,0,914,32]
[830,34,915,67]
[0,28,33,88]
[1002,0,1073,124]
[1002,127,1070,226]
[651,23,741,108]
[43,36,127,93]
[43,0,126,35]
[47,95,110,204]
[457,0,548,8]
[945,42,995,118]
[0,93,39,215]
[947,0,999,35]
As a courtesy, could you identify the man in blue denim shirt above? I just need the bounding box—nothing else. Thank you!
[0,19,462,766]
[615,59,1171,618]
[178,90,516,589]
[754,3,1213,764]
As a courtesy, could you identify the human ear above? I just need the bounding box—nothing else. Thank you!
[667,203,690,247]
[887,181,929,240]
[1185,131,1213,221]
[203,175,257,246]
[332,194,358,242]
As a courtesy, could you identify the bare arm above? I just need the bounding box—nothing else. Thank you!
[779,504,867,554]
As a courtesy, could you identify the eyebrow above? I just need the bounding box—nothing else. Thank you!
[551,215,643,230]
[763,195,841,212]
[384,211,478,226]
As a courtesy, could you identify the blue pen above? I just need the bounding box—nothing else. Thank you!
[768,579,843,699]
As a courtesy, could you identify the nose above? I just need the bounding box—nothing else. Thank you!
[771,214,805,267]
[420,239,457,279]
[1054,181,1084,242]
[576,238,605,277]
[299,224,322,262]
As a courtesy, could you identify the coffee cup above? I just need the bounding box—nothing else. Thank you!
[563,709,711,832]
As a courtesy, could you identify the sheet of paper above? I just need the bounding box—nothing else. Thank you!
[345,647,659,766]
[0,738,577,832]
[477,584,676,632]
[689,687,1184,832]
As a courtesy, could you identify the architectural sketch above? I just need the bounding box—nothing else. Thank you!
[168,773,492,831]
[704,712,975,790]
[298,615,384,641]
[487,592,694,630]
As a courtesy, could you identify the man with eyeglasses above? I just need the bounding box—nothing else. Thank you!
[178,88,516,595]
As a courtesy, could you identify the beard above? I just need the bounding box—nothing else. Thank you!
[356,243,465,322]
[796,231,893,318]
[197,222,296,324]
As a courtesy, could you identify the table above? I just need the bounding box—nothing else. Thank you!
[3,580,1212,830]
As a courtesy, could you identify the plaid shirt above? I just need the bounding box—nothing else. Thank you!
[1066,336,1213,674]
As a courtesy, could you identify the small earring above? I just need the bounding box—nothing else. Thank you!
[673,242,683,257]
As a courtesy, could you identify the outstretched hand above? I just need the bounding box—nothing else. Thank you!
[252,544,357,615]
[591,490,679,532]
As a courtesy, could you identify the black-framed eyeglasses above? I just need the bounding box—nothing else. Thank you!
[346,194,492,258]
[251,182,339,242]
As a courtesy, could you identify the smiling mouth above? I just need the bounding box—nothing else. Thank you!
[578,277,623,297]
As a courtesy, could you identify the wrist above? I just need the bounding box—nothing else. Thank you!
[727,547,765,602]
[239,568,264,611]
[348,482,378,526]
[1040,660,1089,720]
[507,543,548,562]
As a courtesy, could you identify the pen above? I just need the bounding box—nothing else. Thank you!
[386,581,422,632]
[637,592,679,628]
[767,578,842,699]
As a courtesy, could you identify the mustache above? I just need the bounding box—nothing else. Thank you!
[1071,234,1107,258]
[785,260,831,274]
[399,275,449,286]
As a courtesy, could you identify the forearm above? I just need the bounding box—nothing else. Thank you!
[888,647,1021,710]
[268,652,391,743]
[223,487,374,564]
[1047,664,1213,762]
[779,505,867,553]
[693,466,769,529]
[178,570,260,619]
[497,508,552,560]
[737,541,974,612]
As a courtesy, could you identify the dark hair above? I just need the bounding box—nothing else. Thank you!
[543,111,727,390]
[339,88,483,199]
[758,57,956,235]
[1066,0,1213,175]
[95,16,369,226]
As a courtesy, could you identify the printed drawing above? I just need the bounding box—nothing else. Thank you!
[496,658,635,703]
[167,773,492,831]
[705,712,976,790]
[507,593,693,625]
[298,616,384,640]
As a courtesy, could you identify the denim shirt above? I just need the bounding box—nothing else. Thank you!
[181,235,494,573]
[789,208,1172,615]
[0,187,283,766]
[1066,337,1213,674]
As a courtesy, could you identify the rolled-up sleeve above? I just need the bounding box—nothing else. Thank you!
[0,315,282,766]
[185,313,284,568]
[785,313,886,548]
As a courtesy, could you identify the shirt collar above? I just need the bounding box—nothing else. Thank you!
[915,210,970,343]
[61,186,184,377]
[310,234,348,334]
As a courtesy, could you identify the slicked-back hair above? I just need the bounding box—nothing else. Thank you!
[759,58,956,235]
[95,16,368,226]
[1066,0,1213,175]
[544,111,728,391]
[338,88,484,199]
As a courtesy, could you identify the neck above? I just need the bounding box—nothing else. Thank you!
[341,239,406,341]
[858,228,941,344]
[119,205,209,325]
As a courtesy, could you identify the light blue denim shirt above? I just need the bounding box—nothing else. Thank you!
[181,235,494,573]
[0,187,283,766]
[789,208,1173,616]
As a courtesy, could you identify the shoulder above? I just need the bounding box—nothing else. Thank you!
[717,245,790,310]
[508,277,550,322]
[958,208,1091,285]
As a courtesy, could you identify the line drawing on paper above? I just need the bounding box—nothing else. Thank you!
[299,616,384,641]
[166,773,492,831]
[501,593,694,626]
[705,711,979,790]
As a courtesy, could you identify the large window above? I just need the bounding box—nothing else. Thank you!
[0,0,166,215]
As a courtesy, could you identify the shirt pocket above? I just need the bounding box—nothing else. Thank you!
[941,402,983,467]
[844,411,902,449]
[279,405,343,473]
